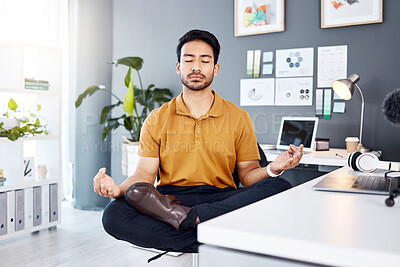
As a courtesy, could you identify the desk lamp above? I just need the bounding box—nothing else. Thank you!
[332,74,371,153]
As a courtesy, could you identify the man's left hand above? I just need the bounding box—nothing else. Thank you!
[269,144,303,175]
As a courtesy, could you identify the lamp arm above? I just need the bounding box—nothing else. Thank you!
[355,84,365,145]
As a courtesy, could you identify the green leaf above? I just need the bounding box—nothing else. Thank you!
[44,130,48,135]
[123,66,135,116]
[100,103,121,124]
[134,96,147,107]
[75,85,102,108]
[37,105,41,112]
[153,88,173,97]
[102,125,112,140]
[106,117,121,122]
[148,102,155,111]
[8,99,18,111]
[124,68,131,88]
[151,96,171,103]
[102,120,120,140]
[8,133,18,141]
[123,115,133,131]
[110,57,143,71]
[10,127,19,134]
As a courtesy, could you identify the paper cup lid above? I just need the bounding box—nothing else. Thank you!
[345,137,359,142]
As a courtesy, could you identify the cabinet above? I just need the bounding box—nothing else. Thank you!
[0,43,62,240]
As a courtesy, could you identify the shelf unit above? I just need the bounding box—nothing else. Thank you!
[0,43,62,240]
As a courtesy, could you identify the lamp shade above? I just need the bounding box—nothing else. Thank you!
[332,74,360,100]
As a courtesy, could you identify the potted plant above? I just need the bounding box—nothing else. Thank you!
[0,98,48,141]
[75,57,172,175]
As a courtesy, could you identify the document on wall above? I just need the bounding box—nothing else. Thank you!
[317,45,347,88]
[275,77,313,106]
[276,47,314,77]
[324,89,332,119]
[315,89,323,116]
[240,78,275,106]
[247,50,254,78]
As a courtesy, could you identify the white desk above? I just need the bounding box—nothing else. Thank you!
[261,145,348,167]
[198,167,400,267]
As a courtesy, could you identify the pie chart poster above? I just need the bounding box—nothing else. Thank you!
[240,78,275,106]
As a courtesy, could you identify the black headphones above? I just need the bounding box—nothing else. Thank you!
[348,151,400,172]
[385,171,400,207]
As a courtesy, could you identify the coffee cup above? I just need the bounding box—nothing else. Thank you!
[345,137,359,153]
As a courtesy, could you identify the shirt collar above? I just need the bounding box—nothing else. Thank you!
[175,90,223,118]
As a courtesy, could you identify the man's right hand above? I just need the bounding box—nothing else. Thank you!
[93,167,122,198]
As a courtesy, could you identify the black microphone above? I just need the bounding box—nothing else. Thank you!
[382,88,400,126]
[382,89,400,206]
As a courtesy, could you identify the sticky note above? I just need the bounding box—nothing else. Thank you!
[247,50,254,78]
[253,50,261,78]
[263,51,273,62]
[324,89,332,119]
[333,102,346,113]
[333,92,343,100]
[262,64,273,75]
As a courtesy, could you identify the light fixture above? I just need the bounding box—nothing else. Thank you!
[332,74,371,153]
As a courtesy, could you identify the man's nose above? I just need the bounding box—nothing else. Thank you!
[192,61,201,72]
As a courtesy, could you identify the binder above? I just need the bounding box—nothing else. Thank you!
[15,189,25,231]
[6,191,15,233]
[33,186,42,227]
[24,187,34,229]
[49,184,58,222]
[0,192,7,236]
[41,185,49,224]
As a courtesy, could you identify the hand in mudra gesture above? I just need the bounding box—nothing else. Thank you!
[269,144,303,175]
[93,167,122,198]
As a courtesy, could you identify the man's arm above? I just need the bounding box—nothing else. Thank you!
[237,144,303,187]
[118,156,159,194]
[93,156,159,198]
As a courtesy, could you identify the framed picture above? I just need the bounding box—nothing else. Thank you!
[235,0,285,37]
[321,0,383,29]
[24,157,35,181]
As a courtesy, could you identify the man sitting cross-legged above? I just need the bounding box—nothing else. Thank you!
[95,29,303,253]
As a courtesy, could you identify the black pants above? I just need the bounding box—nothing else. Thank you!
[102,178,291,253]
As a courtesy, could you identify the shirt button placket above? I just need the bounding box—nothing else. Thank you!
[195,120,201,142]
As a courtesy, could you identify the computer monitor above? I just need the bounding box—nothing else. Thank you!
[276,117,319,153]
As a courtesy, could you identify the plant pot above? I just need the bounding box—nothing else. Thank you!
[122,141,140,176]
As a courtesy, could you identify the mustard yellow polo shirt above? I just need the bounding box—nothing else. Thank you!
[138,90,260,188]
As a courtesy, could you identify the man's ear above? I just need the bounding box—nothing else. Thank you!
[176,62,181,75]
[213,64,220,77]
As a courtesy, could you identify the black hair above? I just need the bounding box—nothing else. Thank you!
[176,29,221,64]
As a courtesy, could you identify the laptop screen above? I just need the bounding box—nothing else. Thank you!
[277,117,319,152]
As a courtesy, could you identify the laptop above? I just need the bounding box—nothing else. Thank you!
[270,117,319,153]
[312,171,397,195]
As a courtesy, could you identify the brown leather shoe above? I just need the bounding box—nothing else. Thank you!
[124,182,192,230]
